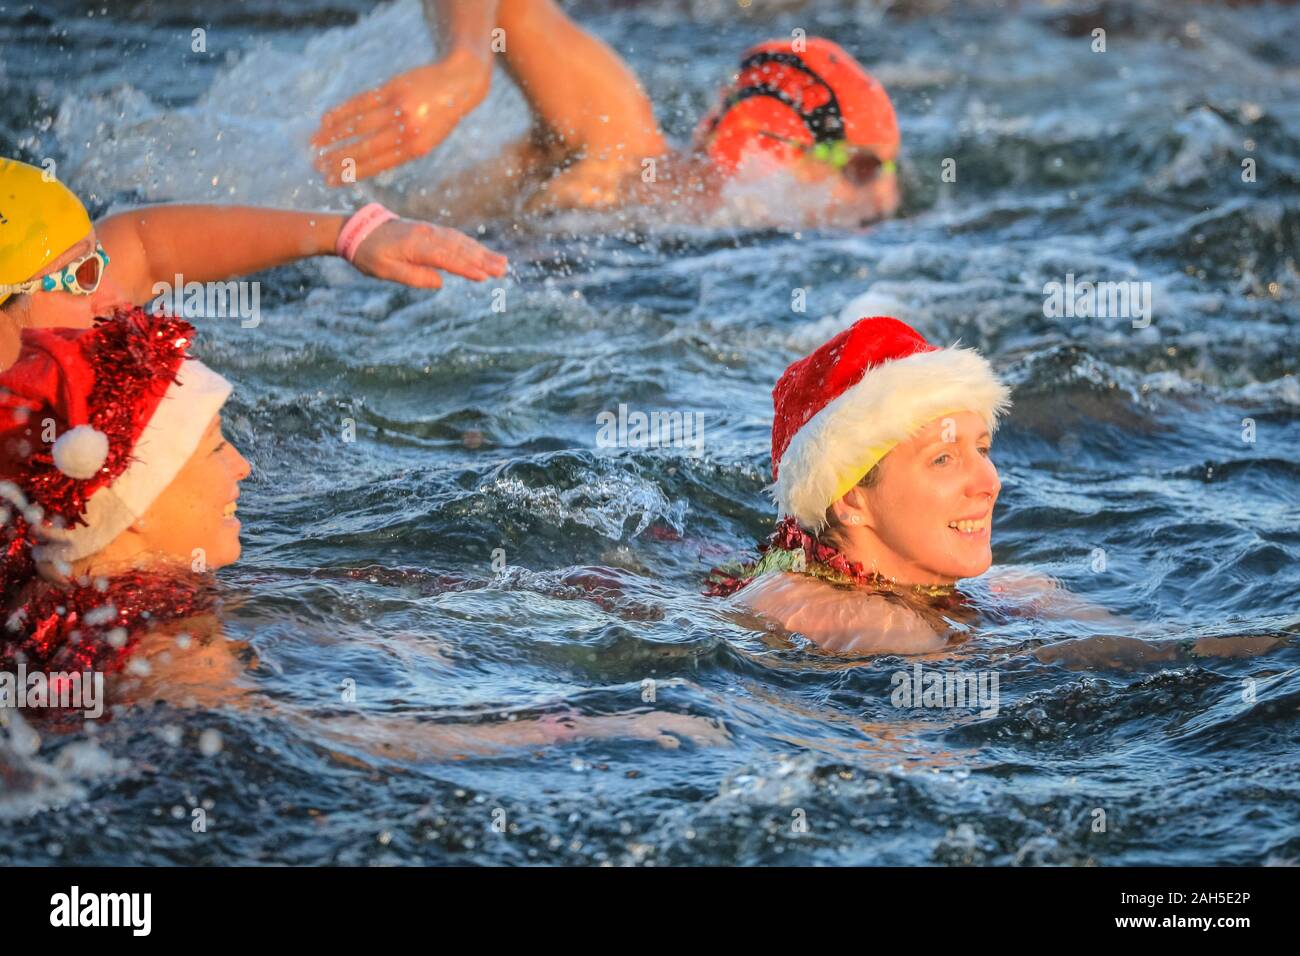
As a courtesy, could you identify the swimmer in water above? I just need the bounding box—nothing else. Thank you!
[708,316,1011,655]
[0,156,508,369]
[708,316,1290,666]
[0,308,725,753]
[311,0,899,226]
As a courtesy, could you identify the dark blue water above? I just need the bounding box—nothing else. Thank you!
[1,0,1298,865]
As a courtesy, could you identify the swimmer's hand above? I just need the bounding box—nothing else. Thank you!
[350,219,508,289]
[312,51,491,185]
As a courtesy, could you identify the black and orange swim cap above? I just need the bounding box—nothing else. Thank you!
[694,37,899,176]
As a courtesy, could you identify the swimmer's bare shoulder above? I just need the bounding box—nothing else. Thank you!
[734,571,948,655]
[112,614,256,710]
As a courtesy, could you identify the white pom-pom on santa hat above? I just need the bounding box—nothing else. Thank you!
[52,425,109,480]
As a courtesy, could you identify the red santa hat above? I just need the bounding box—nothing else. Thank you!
[0,307,231,568]
[770,316,1012,531]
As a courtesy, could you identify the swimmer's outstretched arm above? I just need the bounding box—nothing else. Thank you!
[117,625,729,760]
[495,0,668,211]
[94,204,507,305]
[983,569,1290,667]
[313,1,499,185]
[308,708,730,764]
[986,566,1133,627]
[315,0,667,208]
[1031,633,1289,670]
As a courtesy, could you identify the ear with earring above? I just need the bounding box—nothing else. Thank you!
[847,514,863,526]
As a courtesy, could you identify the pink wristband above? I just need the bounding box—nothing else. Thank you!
[335,203,398,263]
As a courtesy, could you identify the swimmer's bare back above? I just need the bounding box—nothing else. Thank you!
[734,571,950,656]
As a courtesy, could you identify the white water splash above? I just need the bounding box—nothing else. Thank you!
[480,470,688,540]
[53,0,530,211]
[0,707,126,821]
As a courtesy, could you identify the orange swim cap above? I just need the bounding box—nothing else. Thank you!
[694,37,899,176]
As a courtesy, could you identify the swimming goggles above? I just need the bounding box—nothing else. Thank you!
[0,243,110,297]
[760,131,896,186]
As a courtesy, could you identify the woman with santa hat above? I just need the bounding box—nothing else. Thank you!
[706,316,1285,664]
[708,315,1016,654]
[0,310,728,749]
[0,307,248,704]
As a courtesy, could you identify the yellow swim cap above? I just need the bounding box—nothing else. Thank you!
[0,158,92,308]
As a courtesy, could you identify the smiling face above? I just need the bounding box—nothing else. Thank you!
[827,410,1001,584]
[41,412,251,582]
[134,413,251,572]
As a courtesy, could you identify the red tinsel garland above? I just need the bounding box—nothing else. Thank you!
[0,516,212,680]
[706,517,965,609]
[22,307,193,530]
[0,567,213,678]
[705,516,878,596]
[0,307,209,715]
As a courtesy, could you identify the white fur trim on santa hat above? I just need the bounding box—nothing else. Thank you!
[33,359,232,565]
[769,345,1011,531]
